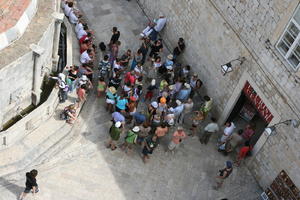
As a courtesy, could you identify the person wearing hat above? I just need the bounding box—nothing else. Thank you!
[214,161,233,190]
[50,73,69,103]
[140,13,167,41]
[107,121,122,151]
[142,134,158,163]
[167,126,187,153]
[147,101,158,123]
[177,83,192,101]
[190,74,202,99]
[106,86,118,113]
[159,54,173,74]
[122,126,140,154]
[169,100,184,124]
[145,79,158,101]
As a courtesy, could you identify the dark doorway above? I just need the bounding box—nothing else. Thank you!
[226,91,269,146]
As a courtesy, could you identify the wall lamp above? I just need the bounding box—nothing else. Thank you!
[265,119,300,136]
[221,56,246,76]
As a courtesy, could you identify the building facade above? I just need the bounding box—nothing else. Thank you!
[138,0,300,192]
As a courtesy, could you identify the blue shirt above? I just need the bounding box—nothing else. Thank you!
[176,88,191,101]
[116,98,128,110]
[112,112,125,122]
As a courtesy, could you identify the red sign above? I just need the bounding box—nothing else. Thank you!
[243,81,274,123]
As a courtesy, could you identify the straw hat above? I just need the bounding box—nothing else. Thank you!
[176,100,182,106]
[108,86,117,94]
[184,83,191,89]
[151,101,158,108]
[169,85,174,90]
[167,54,173,60]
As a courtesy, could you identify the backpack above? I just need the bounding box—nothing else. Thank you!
[60,108,68,120]
[99,42,106,51]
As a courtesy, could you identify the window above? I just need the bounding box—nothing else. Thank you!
[277,5,300,71]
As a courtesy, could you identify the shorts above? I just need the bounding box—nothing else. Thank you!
[168,141,179,150]
[24,186,39,193]
[106,98,115,104]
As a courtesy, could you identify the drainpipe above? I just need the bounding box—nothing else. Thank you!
[30,44,45,106]
[51,12,64,73]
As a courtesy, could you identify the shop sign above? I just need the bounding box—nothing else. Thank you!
[243,81,274,123]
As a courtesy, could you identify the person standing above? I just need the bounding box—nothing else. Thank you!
[19,169,39,200]
[180,98,194,124]
[107,121,122,151]
[214,161,233,190]
[235,141,252,166]
[173,38,185,62]
[200,117,219,144]
[109,27,120,48]
[218,122,236,153]
[122,126,139,154]
[169,100,184,124]
[167,126,187,153]
[142,135,158,163]
[201,95,213,117]
[131,49,143,70]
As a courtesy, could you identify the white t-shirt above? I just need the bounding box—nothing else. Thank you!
[77,29,87,40]
[64,5,72,17]
[75,23,83,34]
[224,122,235,136]
[153,62,162,68]
[69,11,78,24]
[154,17,167,32]
[80,51,91,64]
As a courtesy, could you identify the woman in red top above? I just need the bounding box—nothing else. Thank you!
[235,141,252,166]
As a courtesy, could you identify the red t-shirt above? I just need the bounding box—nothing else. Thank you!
[124,72,136,85]
[77,88,86,101]
[238,146,250,159]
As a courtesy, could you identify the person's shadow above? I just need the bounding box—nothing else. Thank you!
[0,177,24,199]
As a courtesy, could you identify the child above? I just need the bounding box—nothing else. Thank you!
[99,55,111,79]
[189,111,204,136]
[97,77,106,97]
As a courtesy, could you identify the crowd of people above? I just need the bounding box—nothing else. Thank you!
[17,2,258,198]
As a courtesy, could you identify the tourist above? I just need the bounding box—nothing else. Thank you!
[159,78,169,92]
[134,62,144,79]
[50,73,68,103]
[97,77,106,97]
[109,41,121,65]
[159,54,173,74]
[177,83,191,101]
[173,38,185,61]
[169,100,184,124]
[155,123,169,141]
[126,96,137,124]
[122,126,140,154]
[235,141,252,166]
[98,55,111,79]
[109,27,120,49]
[19,169,39,200]
[242,124,255,141]
[140,13,167,41]
[201,95,213,117]
[64,104,77,124]
[180,98,194,124]
[167,126,187,153]
[142,135,158,163]
[124,71,136,86]
[178,65,191,80]
[190,74,202,98]
[149,56,162,80]
[63,1,73,17]
[149,39,163,60]
[76,25,88,40]
[145,79,158,101]
[218,122,236,153]
[120,49,132,68]
[108,73,122,89]
[130,49,143,70]
[200,117,219,144]
[189,111,204,136]
[147,101,158,124]
[107,121,122,151]
[66,65,78,92]
[229,129,244,151]
[214,161,233,190]
[75,19,86,35]
[77,84,87,105]
[133,112,147,126]
[139,37,151,64]
[115,94,128,113]
[80,49,94,64]
[106,86,118,113]
[112,111,125,126]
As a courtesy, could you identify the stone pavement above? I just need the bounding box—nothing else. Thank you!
[0,0,262,199]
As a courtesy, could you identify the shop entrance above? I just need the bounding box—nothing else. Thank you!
[226,81,273,146]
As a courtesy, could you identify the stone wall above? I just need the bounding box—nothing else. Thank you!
[137,0,300,189]
[0,0,58,129]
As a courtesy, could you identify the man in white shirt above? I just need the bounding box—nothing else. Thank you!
[75,20,86,34]
[220,121,236,143]
[64,2,73,17]
[140,14,167,40]
[200,118,219,144]
[69,10,79,24]
[169,100,184,124]
[80,49,92,64]
[77,26,88,40]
